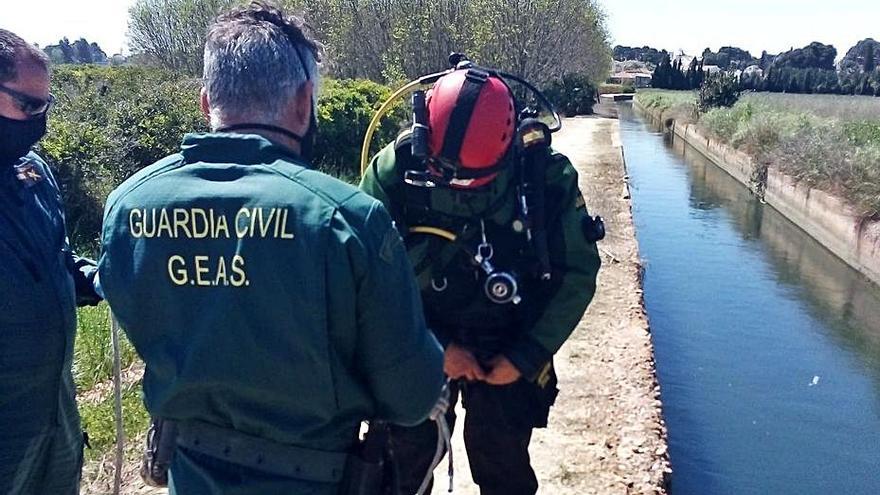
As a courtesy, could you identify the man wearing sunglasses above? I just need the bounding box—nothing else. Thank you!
[0,28,100,495]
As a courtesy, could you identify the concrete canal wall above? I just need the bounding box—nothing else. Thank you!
[635,100,880,287]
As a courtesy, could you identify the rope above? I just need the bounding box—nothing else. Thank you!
[110,311,125,495]
[415,415,454,495]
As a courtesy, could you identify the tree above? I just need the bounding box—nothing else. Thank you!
[697,72,740,112]
[840,38,880,76]
[686,57,698,89]
[651,53,673,89]
[771,42,837,71]
[43,37,108,65]
[59,38,75,64]
[128,0,240,75]
[613,45,664,65]
[130,0,612,86]
[301,0,611,86]
[73,38,94,64]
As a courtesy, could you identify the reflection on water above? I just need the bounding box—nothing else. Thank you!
[619,103,880,495]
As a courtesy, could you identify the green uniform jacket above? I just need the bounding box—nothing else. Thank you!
[360,140,601,380]
[1,152,98,495]
[98,134,444,493]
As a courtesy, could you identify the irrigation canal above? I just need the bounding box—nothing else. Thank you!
[619,102,880,494]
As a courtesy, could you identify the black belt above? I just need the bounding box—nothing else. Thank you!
[176,421,349,483]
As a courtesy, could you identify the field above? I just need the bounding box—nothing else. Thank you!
[637,90,880,215]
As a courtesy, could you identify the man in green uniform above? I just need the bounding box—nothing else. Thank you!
[98,3,444,494]
[360,67,602,494]
[0,29,100,495]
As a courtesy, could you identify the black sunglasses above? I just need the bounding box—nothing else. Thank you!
[0,84,55,117]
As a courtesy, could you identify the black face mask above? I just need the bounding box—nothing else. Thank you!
[216,104,318,164]
[299,108,317,162]
[0,114,47,166]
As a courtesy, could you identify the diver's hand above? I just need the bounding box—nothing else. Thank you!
[485,355,521,385]
[444,343,486,381]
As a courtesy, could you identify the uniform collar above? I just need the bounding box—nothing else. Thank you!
[180,132,310,168]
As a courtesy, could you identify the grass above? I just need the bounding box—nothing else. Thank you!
[75,304,150,474]
[74,304,138,391]
[80,380,151,462]
[635,90,880,216]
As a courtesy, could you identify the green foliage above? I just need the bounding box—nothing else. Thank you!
[79,380,150,462]
[543,73,597,117]
[651,53,703,90]
[840,38,880,76]
[690,93,880,214]
[697,72,741,113]
[128,0,242,75]
[613,45,664,65]
[314,79,406,181]
[74,305,139,392]
[636,90,696,112]
[845,121,880,146]
[129,0,610,87]
[701,46,757,71]
[38,66,206,255]
[43,38,108,65]
[771,42,837,71]
[38,66,400,254]
[599,83,635,95]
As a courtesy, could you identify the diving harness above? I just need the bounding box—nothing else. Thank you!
[359,54,567,494]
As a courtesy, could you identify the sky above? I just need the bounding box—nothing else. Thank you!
[600,0,880,58]
[1,0,879,59]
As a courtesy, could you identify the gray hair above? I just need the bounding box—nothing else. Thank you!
[0,29,50,83]
[203,2,321,128]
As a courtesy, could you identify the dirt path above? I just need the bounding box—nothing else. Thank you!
[434,115,669,495]
[88,115,669,495]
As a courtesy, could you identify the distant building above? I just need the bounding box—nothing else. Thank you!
[742,65,763,78]
[609,71,652,88]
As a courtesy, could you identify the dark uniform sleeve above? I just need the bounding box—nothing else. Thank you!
[504,153,601,380]
[349,200,445,426]
[65,247,101,306]
[35,153,102,307]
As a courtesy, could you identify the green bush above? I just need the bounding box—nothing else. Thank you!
[598,83,635,95]
[844,121,880,146]
[39,66,206,255]
[315,78,406,181]
[697,72,742,113]
[544,73,597,117]
[38,66,401,255]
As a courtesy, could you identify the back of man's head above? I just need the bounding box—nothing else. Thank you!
[0,29,49,83]
[203,1,320,129]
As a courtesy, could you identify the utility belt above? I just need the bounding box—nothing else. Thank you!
[141,418,397,494]
[175,420,349,483]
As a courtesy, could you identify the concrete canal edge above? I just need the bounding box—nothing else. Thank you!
[635,99,880,286]
[529,116,669,494]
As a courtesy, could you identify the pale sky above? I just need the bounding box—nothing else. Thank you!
[601,0,880,58]
[1,0,879,59]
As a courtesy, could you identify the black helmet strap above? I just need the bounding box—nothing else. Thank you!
[439,69,490,164]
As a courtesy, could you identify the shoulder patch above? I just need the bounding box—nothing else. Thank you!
[379,227,404,265]
[14,160,45,188]
[574,193,587,210]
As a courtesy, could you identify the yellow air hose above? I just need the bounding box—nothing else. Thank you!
[359,79,422,176]
[408,226,457,242]
[359,70,452,177]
